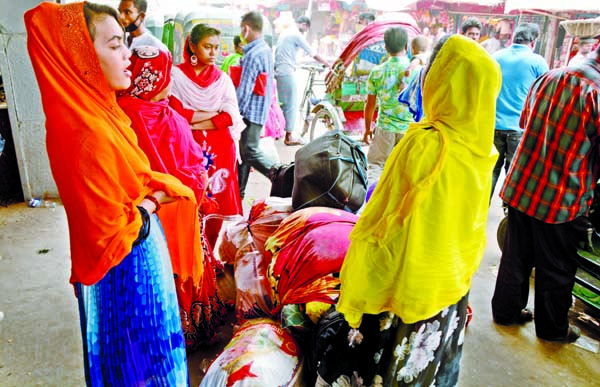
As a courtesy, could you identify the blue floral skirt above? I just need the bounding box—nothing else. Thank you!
[314,293,469,387]
[76,215,189,387]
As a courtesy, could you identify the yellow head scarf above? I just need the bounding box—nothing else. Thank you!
[337,35,501,327]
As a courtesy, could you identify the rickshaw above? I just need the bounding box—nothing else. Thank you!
[299,20,421,141]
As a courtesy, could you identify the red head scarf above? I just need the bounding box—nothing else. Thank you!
[121,45,172,101]
[25,2,198,285]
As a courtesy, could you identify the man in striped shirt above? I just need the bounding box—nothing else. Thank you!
[236,11,276,199]
[491,37,600,343]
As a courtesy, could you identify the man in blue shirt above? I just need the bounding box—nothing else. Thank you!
[490,23,548,202]
[236,11,276,199]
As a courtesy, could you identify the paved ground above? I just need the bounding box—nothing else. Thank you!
[2,136,600,386]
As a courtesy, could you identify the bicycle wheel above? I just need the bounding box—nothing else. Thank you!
[309,108,340,141]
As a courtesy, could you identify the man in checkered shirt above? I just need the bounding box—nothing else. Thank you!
[492,33,600,343]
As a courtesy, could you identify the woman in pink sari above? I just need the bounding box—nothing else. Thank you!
[117,46,228,350]
[170,24,245,249]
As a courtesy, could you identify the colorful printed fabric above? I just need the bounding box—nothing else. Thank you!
[178,211,229,350]
[199,318,304,387]
[264,207,358,314]
[366,55,413,133]
[120,45,172,101]
[76,215,188,387]
[500,59,600,224]
[235,250,274,322]
[313,294,468,387]
[247,197,293,256]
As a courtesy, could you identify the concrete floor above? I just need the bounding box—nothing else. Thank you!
[2,139,600,387]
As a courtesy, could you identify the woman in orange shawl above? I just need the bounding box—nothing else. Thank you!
[117,46,228,349]
[25,2,191,385]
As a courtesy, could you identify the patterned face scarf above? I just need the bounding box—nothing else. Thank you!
[121,45,172,101]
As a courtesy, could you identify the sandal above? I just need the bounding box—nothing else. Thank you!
[494,308,534,326]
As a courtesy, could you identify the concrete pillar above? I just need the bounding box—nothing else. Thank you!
[0,0,57,200]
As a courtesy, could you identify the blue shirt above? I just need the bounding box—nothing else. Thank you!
[237,37,273,126]
[493,44,548,132]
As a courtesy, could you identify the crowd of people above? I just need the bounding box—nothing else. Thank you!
[24,0,600,385]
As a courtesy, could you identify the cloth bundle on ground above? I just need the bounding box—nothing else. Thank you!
[264,207,358,314]
[219,198,293,321]
[234,250,274,322]
[199,318,305,387]
[218,215,252,266]
[292,131,368,213]
[219,198,293,264]
[247,197,293,255]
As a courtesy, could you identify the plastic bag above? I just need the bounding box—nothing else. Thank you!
[217,215,252,266]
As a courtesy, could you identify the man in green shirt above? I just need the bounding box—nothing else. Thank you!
[221,35,245,74]
[363,27,413,184]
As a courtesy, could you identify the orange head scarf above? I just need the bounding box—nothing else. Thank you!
[25,2,196,285]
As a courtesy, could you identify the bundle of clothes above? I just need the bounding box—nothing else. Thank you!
[205,198,358,386]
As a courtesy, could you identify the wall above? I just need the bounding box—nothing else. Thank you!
[0,0,57,200]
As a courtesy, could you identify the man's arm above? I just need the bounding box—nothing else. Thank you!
[363,68,379,144]
[313,53,331,68]
[363,94,377,145]
[296,33,331,68]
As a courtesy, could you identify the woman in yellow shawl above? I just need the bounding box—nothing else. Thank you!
[314,35,500,387]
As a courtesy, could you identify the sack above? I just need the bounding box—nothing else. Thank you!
[292,131,367,213]
[270,162,295,198]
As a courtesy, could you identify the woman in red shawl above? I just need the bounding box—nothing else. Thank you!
[117,46,229,350]
[170,24,245,250]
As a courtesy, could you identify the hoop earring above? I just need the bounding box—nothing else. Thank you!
[190,55,198,66]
